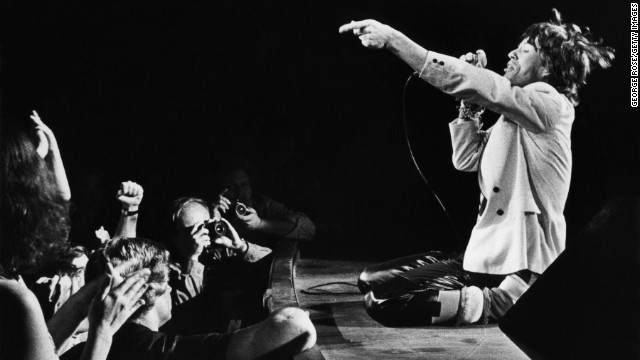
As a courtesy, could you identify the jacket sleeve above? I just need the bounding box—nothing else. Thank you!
[241,241,272,262]
[260,196,316,241]
[169,260,205,306]
[449,119,491,172]
[217,240,272,262]
[419,51,567,134]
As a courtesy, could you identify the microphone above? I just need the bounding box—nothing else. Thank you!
[466,50,487,68]
[458,49,487,121]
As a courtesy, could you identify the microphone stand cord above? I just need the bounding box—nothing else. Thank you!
[402,73,465,253]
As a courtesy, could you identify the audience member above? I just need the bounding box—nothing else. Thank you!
[0,112,151,360]
[31,246,90,320]
[169,197,272,306]
[75,237,316,360]
[30,246,91,353]
[213,158,316,247]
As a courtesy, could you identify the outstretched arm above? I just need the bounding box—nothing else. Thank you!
[339,20,569,133]
[262,212,315,242]
[236,196,316,241]
[31,111,71,201]
[338,20,427,73]
[237,207,296,239]
[113,181,144,239]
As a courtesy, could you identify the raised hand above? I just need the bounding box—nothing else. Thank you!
[95,226,111,244]
[30,110,71,201]
[31,110,60,159]
[212,190,232,218]
[117,181,144,212]
[339,19,396,49]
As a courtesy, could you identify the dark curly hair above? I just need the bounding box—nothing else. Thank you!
[39,245,88,278]
[0,120,70,276]
[522,8,615,105]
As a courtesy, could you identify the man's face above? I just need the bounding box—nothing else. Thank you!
[71,254,89,288]
[224,169,252,206]
[504,38,546,87]
[173,202,211,254]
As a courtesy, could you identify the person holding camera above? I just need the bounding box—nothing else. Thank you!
[101,180,273,308]
[168,197,272,307]
[63,237,316,360]
[212,161,316,248]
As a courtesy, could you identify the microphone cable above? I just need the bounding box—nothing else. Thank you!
[401,72,465,253]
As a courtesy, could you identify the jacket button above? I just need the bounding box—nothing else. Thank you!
[497,209,504,216]
[439,61,445,66]
[493,187,500,193]
[433,59,438,63]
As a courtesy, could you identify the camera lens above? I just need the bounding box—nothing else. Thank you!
[206,219,228,237]
[235,202,247,216]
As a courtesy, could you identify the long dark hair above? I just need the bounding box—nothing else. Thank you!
[522,8,615,106]
[0,120,70,276]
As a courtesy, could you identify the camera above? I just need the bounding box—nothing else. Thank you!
[204,219,228,237]
[220,188,248,217]
[233,202,248,217]
[204,201,246,238]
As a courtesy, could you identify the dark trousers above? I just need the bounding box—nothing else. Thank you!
[358,251,535,326]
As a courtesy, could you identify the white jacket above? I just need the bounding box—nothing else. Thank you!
[419,50,574,275]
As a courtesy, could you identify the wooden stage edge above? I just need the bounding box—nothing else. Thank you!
[265,241,529,360]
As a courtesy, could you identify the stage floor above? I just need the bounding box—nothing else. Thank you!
[294,258,529,360]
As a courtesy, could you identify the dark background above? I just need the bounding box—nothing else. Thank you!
[1,0,637,261]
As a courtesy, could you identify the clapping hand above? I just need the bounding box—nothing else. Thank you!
[87,261,150,338]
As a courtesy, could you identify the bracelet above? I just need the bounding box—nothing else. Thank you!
[238,240,250,257]
[122,209,139,216]
[456,99,485,122]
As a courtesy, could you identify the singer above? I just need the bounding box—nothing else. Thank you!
[339,9,614,326]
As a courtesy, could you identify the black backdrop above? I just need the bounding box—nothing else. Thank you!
[1,0,636,261]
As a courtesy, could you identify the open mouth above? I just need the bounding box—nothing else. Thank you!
[504,62,517,73]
